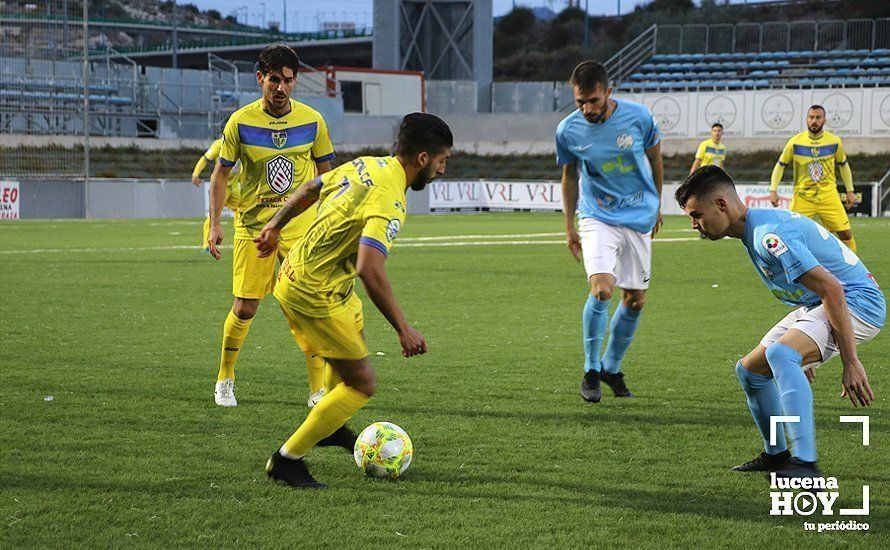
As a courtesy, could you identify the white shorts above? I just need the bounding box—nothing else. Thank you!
[579,217,651,290]
[760,305,882,368]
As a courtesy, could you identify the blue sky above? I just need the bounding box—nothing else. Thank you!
[189,1,772,33]
[190,1,649,33]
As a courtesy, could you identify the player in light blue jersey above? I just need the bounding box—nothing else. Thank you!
[555,61,664,403]
[676,166,884,480]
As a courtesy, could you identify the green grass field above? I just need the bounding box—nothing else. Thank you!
[1,214,888,547]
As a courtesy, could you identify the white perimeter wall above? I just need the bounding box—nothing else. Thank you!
[623,88,890,139]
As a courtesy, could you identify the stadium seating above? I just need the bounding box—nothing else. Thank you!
[618,48,890,92]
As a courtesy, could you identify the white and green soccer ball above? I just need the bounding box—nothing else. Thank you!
[354,422,413,479]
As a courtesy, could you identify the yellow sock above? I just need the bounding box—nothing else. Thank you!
[323,362,342,392]
[217,310,252,381]
[306,354,325,394]
[281,383,370,458]
[842,237,857,253]
[202,216,211,248]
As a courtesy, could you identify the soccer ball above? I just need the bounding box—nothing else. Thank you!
[353,422,413,479]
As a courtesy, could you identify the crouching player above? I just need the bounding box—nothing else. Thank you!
[676,166,884,480]
[253,113,453,488]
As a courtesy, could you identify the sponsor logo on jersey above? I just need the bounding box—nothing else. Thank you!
[602,155,635,174]
[763,233,788,258]
[272,131,288,149]
[266,155,294,195]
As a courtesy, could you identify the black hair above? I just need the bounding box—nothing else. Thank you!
[396,113,453,158]
[569,61,610,92]
[711,122,724,129]
[675,165,736,209]
[808,104,826,114]
[258,43,300,76]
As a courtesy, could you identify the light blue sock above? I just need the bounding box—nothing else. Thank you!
[766,343,816,462]
[601,303,642,374]
[582,294,610,373]
[735,361,788,455]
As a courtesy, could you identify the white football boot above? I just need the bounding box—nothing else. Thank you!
[307,387,326,408]
[215,378,237,407]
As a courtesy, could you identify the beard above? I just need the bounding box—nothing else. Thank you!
[410,165,438,191]
[808,123,824,134]
[583,102,608,123]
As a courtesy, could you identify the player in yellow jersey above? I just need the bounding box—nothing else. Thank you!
[253,113,452,488]
[192,135,241,251]
[207,44,335,407]
[689,123,726,174]
[770,105,858,252]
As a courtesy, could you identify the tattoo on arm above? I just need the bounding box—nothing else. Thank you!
[269,178,323,230]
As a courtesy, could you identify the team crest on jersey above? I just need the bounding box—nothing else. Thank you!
[385,218,401,242]
[808,161,824,182]
[616,133,633,150]
[811,147,820,157]
[271,131,288,149]
[762,233,788,258]
[265,155,294,195]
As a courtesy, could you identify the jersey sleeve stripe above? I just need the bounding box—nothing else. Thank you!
[359,236,388,257]
[314,152,336,163]
[219,157,236,167]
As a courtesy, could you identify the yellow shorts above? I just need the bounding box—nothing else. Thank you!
[790,191,851,233]
[231,238,293,299]
[279,293,368,360]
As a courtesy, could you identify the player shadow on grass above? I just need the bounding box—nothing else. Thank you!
[355,403,751,429]
[357,470,772,523]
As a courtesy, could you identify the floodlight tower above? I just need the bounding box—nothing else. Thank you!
[373,0,493,112]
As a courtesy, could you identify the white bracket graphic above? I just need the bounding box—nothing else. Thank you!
[840,485,870,515]
[770,415,799,446]
[839,415,870,446]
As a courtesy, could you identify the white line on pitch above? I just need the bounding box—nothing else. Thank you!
[399,229,695,242]
[0,237,703,255]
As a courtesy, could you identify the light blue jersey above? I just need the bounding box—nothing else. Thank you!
[742,208,885,328]
[555,99,661,233]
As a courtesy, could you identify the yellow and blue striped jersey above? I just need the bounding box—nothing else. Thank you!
[777,130,847,192]
[219,98,334,241]
[695,138,726,168]
[274,156,408,318]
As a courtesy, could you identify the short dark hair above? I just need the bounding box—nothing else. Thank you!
[808,104,826,114]
[396,113,453,158]
[711,122,723,129]
[569,61,610,92]
[258,43,300,76]
[675,165,736,209]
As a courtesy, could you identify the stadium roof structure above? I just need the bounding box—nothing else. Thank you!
[95,36,372,70]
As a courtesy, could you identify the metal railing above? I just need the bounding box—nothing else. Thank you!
[606,24,658,84]
[657,18,890,54]
[878,167,890,215]
[558,24,657,110]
